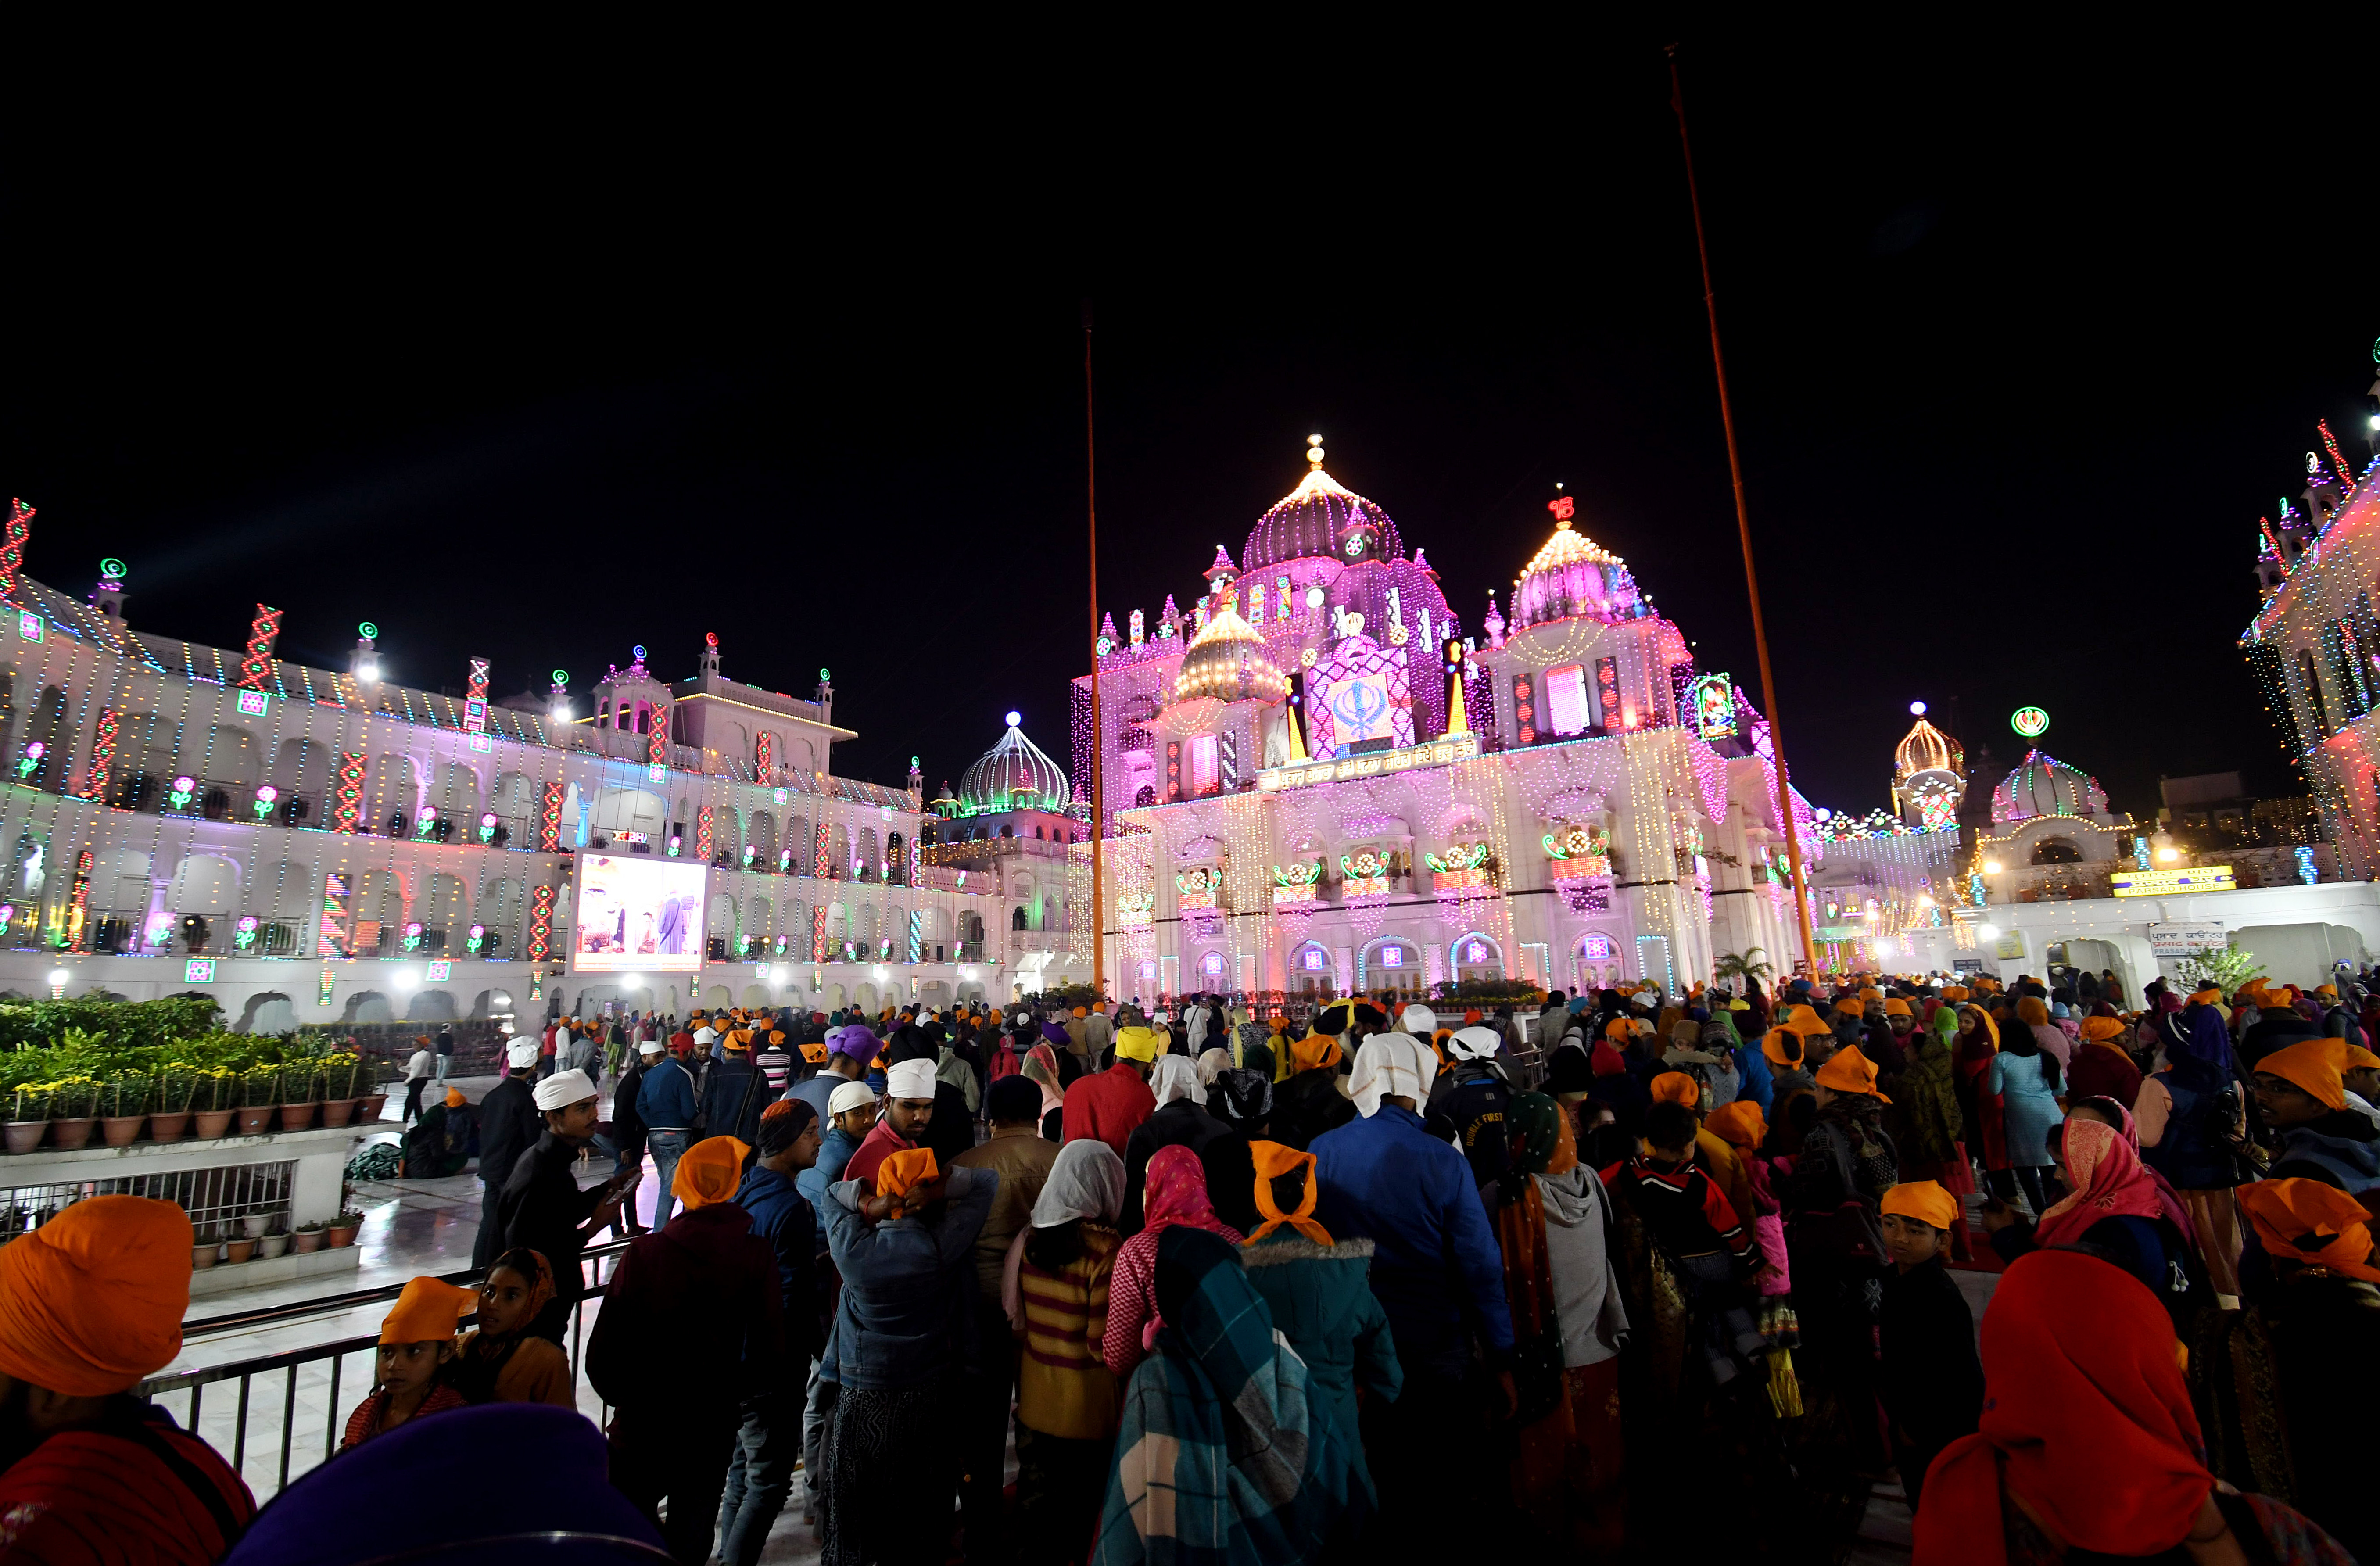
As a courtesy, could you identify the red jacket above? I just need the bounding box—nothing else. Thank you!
[842,1117,917,1190]
[1061,1062,1156,1157]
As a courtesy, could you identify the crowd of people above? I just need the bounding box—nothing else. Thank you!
[8,969,2380,1564]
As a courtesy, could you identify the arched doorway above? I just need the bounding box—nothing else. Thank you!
[1452,931,1504,983]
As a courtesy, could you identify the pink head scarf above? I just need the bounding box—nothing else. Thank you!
[1142,1145,1239,1241]
[2034,1117,2166,1249]
[1021,1043,1064,1120]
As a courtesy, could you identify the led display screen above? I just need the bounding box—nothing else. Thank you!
[571,856,706,973]
[1543,663,1591,736]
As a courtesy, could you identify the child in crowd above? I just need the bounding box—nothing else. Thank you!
[454,1248,573,1406]
[340,1276,475,1450]
[1876,1181,1983,1506]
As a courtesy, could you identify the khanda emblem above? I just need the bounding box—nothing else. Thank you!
[1331,679,1388,733]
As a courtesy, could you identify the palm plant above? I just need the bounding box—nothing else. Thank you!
[1713,947,1775,988]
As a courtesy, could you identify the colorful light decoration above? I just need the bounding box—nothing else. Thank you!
[1426,841,1496,898]
[414,806,440,839]
[466,922,487,953]
[84,710,118,801]
[252,784,279,821]
[334,753,368,832]
[1340,849,1393,900]
[479,810,498,843]
[2011,706,2050,738]
[235,604,284,692]
[527,885,555,961]
[167,774,196,812]
[1118,890,1155,925]
[1176,866,1219,911]
[0,904,14,936]
[234,915,259,952]
[0,499,32,604]
[14,740,42,781]
[1269,861,1321,907]
[538,781,564,852]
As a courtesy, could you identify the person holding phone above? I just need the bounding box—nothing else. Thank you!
[499,1069,633,1343]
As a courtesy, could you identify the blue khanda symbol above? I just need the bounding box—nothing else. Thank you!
[1332,678,1388,738]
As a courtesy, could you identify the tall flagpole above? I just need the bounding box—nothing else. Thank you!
[1667,46,1818,977]
[1084,301,1106,1000]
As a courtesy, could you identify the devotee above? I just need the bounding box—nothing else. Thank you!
[403,1085,472,1178]
[1430,1023,1516,1183]
[1913,1247,2348,1564]
[1875,1181,1981,1508]
[1983,1105,2209,1333]
[401,1034,436,1124]
[339,1276,475,1450]
[952,1075,1058,1558]
[1103,1145,1245,1379]
[0,1196,254,1563]
[1062,1021,1159,1155]
[1983,1019,2063,1214]
[1894,1005,1972,1260]
[637,1028,704,1225]
[845,1056,939,1187]
[1649,1069,1759,1244]
[1312,1032,1513,1556]
[453,1248,572,1407]
[817,1147,997,1566]
[703,1026,773,1147]
[1018,1039,1067,1140]
[1783,1044,1898,1478]
[588,1134,781,1566]
[2071,1008,2143,1107]
[472,1036,544,1267]
[500,1068,633,1341]
[1120,1054,1257,1235]
[1707,1098,1790,1292]
[880,1030,975,1172]
[719,1100,825,1566]
[2139,1004,2254,1297]
[607,1038,660,1237]
[1270,1021,1355,1149]
[1010,1139,1128,1566]
[786,1023,874,1127]
[1095,1226,1368,1565]
[2253,1036,2380,1191]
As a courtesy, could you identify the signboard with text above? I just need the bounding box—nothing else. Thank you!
[2112,865,2236,898]
[2148,921,2230,957]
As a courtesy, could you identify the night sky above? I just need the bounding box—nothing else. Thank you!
[5,28,2374,821]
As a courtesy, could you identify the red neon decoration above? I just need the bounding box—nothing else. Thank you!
[812,903,828,961]
[333,752,367,832]
[697,805,715,863]
[1548,495,1576,521]
[2320,420,2356,490]
[528,885,556,961]
[85,709,119,802]
[466,656,490,702]
[755,731,772,781]
[0,499,30,604]
[236,604,284,692]
[648,702,669,767]
[539,780,565,852]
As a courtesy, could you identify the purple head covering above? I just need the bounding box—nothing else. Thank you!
[829,1024,878,1063]
[2166,1004,2235,1093]
[1040,1020,1072,1051]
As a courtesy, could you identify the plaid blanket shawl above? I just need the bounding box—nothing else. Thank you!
[1093,1227,1366,1565]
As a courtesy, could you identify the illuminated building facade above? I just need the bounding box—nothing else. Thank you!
[0,535,1014,1025]
[1068,443,1815,1005]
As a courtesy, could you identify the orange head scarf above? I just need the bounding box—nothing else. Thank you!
[1760,1028,1803,1069]
[0,1196,192,1396]
[381,1276,477,1345]
[672,1136,750,1210]
[2079,1016,2128,1047]
[1880,1179,1958,1232]
[2258,1036,2349,1111]
[2015,996,2050,1029]
[1815,1044,1890,1102]
[875,1147,940,1217]
[1244,1140,1333,1246]
[1916,1249,2213,1563]
[2237,1178,2380,1284]
[1780,1005,1831,1039]
[1960,1005,2000,1050]
[1649,1071,1700,1108]
[1290,1032,1343,1072]
[1706,1100,1767,1156]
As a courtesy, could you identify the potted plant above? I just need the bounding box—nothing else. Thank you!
[149,1064,195,1143]
[4,1083,51,1155]
[256,1226,290,1260]
[190,1066,238,1140]
[290,1219,326,1254]
[276,1062,321,1132]
[318,1050,365,1126]
[47,1076,98,1150]
[240,1212,272,1240]
[222,1233,256,1265]
[234,1064,278,1136]
[190,1226,222,1269]
[98,1071,151,1147]
[358,1061,388,1123]
[324,1209,363,1248]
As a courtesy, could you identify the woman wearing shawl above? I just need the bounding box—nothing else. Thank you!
[1102,1145,1244,1378]
[1983,1022,2063,1215]
[1271,1028,1355,1150]
[1007,1140,1128,1566]
[1094,1227,1368,1566]
[2069,1010,2144,1109]
[1707,1100,1789,1293]
[1480,1093,1627,1551]
[1022,1041,1068,1142]
[2139,1004,2251,1297]
[1914,1247,2350,1566]
[1239,1143,1401,1504]
[1120,1054,1259,1236]
[1952,1004,2004,1174]
[1982,1113,2210,1333]
[454,1248,572,1406]
[1897,1007,1974,1261]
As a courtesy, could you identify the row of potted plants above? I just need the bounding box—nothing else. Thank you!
[1,1031,383,1154]
[191,1210,366,1269]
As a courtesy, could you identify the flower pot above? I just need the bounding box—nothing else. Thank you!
[360,1092,388,1122]
[222,1238,256,1265]
[277,1103,317,1132]
[48,1117,95,1150]
[192,1109,236,1140]
[4,1121,46,1155]
[147,1111,189,1143]
[256,1233,289,1259]
[240,1214,271,1239]
[324,1222,360,1249]
[319,1099,358,1128]
[234,1107,273,1136]
[190,1242,220,1269]
[290,1229,324,1254]
[100,1115,146,1148]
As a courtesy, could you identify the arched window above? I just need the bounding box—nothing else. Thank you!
[2030,836,2083,865]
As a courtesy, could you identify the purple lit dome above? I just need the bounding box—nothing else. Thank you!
[1509,510,1643,631]
[1990,749,2109,824]
[1242,462,1405,573]
[1173,601,1289,707]
[957,714,1071,814]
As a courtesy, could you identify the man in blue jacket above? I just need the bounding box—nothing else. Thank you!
[637,1040,702,1228]
[718,1100,824,1566]
[1313,1032,1515,1556]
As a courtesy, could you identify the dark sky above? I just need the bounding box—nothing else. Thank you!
[5,25,2375,820]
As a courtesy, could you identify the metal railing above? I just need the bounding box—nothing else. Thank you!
[138,1239,630,1501]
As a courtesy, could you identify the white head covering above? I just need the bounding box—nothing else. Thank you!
[828,1081,878,1118]
[693,1025,719,1046]
[1349,1034,1437,1118]
[531,1068,596,1111]
[885,1058,938,1101]
[1030,1138,1127,1228]
[1150,1053,1207,1107]
[1399,1003,1439,1038]
[1195,1047,1233,1087]
[638,1039,665,1056]
[503,1039,538,1068]
[1448,1025,1503,1062]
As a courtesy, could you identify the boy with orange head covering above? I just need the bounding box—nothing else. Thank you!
[341,1277,476,1450]
[1877,1182,1982,1506]
[2251,1037,2380,1192]
[0,1197,255,1564]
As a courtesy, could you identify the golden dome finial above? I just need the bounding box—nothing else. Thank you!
[1306,432,1325,469]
